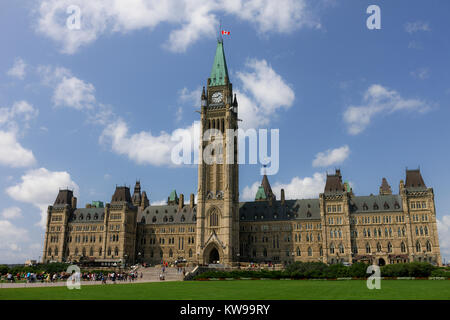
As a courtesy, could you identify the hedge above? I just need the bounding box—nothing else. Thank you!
[193,262,448,280]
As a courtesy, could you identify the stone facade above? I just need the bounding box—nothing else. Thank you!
[42,40,442,267]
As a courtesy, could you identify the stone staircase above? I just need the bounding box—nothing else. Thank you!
[135,266,193,281]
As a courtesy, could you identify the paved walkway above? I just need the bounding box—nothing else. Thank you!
[0,278,178,289]
[0,267,192,289]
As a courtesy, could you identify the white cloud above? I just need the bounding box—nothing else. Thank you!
[343,84,431,135]
[437,215,450,263]
[53,74,96,110]
[236,59,295,129]
[0,100,38,128]
[0,131,36,168]
[404,21,431,34]
[0,101,38,168]
[0,220,28,250]
[7,57,27,79]
[179,86,201,106]
[100,118,200,166]
[35,0,320,54]
[1,207,23,220]
[241,172,326,201]
[312,145,350,168]
[152,199,168,206]
[410,67,430,80]
[6,168,79,228]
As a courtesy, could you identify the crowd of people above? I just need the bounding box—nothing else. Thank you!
[2,270,144,284]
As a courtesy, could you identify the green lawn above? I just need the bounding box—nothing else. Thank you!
[0,280,449,300]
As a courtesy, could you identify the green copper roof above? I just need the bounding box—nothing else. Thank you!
[344,181,351,192]
[92,201,104,208]
[255,186,267,200]
[169,190,178,201]
[209,40,229,87]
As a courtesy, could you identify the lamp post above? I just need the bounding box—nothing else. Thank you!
[124,254,128,268]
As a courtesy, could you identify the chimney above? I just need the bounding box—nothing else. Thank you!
[71,196,77,209]
[281,189,285,206]
[179,194,184,210]
[190,193,195,208]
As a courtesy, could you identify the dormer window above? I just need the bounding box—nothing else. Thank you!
[384,202,389,210]
[394,202,400,209]
[373,203,379,210]
[307,211,312,218]
[152,217,157,223]
[363,203,368,211]
[163,216,168,222]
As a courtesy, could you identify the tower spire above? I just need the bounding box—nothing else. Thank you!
[209,39,229,86]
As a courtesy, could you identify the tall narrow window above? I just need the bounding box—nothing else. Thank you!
[401,242,406,253]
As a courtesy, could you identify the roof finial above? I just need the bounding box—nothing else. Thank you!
[217,18,223,43]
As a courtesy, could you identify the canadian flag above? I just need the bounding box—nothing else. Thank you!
[221,30,230,35]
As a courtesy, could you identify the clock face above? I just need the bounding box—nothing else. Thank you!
[211,92,223,103]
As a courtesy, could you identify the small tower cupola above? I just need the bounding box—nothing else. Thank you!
[168,190,179,205]
[379,177,392,195]
[255,173,276,202]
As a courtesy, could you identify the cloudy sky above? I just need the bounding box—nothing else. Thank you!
[1,0,450,263]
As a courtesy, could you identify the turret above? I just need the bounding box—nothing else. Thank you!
[179,193,184,210]
[132,181,142,206]
[190,193,195,208]
[201,87,207,108]
[141,191,149,208]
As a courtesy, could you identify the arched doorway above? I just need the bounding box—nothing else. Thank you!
[378,258,386,266]
[209,247,220,264]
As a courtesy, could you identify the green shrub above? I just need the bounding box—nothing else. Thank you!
[430,269,450,278]
[381,262,436,277]
[348,262,368,278]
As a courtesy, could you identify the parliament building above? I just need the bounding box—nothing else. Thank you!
[42,40,442,267]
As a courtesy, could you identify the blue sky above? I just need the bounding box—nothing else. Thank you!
[0,0,449,263]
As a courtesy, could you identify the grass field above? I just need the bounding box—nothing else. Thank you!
[0,280,449,300]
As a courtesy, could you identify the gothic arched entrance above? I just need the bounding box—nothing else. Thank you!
[378,258,386,266]
[209,248,220,264]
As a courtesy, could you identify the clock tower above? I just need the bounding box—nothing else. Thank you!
[196,39,240,265]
